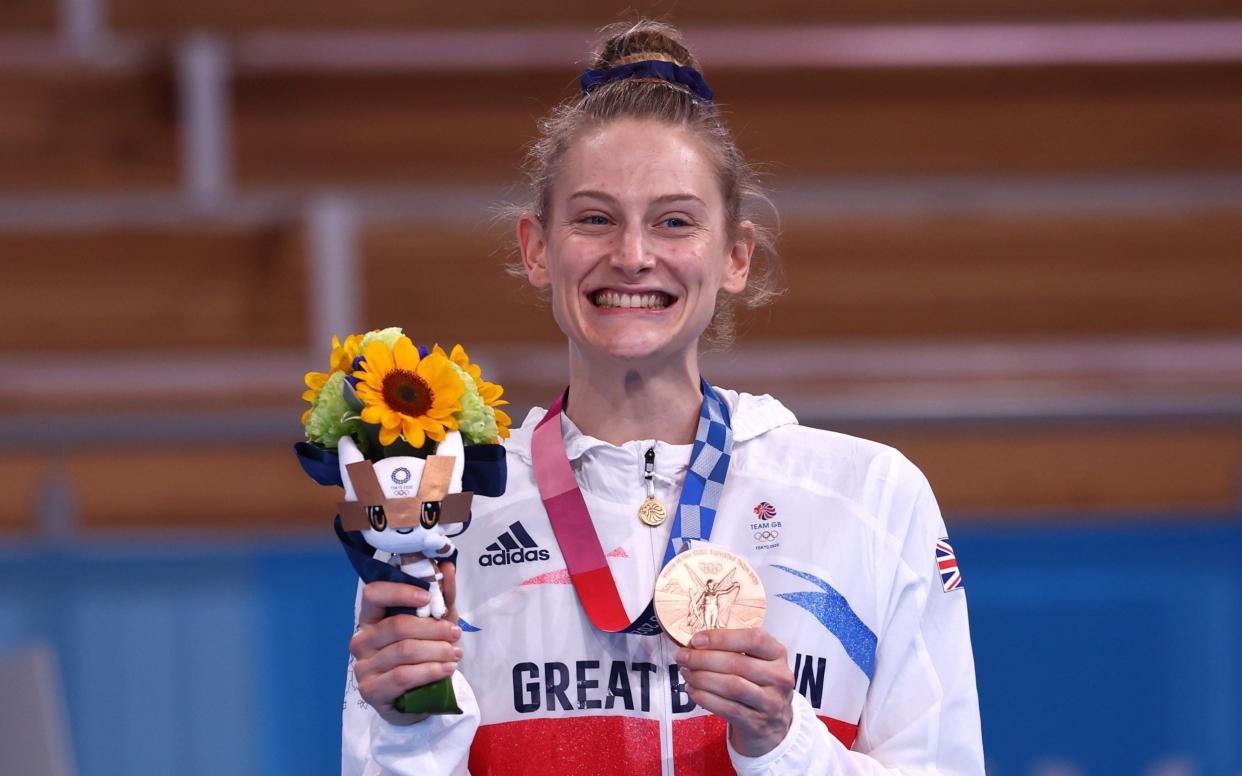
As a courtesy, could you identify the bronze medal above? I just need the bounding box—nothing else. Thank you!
[638,497,667,527]
[653,546,766,646]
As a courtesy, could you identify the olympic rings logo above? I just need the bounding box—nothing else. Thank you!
[753,529,780,542]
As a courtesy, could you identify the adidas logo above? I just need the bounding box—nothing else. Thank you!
[478,521,551,567]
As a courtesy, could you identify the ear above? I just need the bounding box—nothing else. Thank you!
[721,220,755,295]
[438,431,466,492]
[337,435,365,501]
[517,211,550,290]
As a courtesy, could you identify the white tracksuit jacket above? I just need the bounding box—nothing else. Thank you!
[343,389,985,775]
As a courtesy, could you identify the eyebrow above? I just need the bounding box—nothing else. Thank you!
[568,190,708,208]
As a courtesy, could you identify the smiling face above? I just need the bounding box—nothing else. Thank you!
[519,118,753,371]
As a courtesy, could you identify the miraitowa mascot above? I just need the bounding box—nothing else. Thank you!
[325,430,480,715]
[336,431,469,620]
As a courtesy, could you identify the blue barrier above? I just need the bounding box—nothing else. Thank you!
[1,516,1239,775]
[957,516,1241,775]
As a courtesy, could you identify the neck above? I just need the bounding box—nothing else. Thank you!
[563,350,703,446]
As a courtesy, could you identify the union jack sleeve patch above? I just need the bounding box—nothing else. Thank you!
[935,538,963,592]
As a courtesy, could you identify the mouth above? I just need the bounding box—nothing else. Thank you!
[590,289,676,310]
[396,527,414,535]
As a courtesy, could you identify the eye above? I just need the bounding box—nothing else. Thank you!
[420,502,441,529]
[579,214,611,226]
[657,216,692,229]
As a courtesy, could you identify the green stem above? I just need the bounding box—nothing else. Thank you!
[394,675,462,715]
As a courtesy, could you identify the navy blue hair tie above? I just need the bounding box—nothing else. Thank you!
[580,60,714,103]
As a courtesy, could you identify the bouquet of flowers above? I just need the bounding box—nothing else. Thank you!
[301,326,510,454]
[294,326,509,715]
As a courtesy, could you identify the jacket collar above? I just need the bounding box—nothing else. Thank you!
[505,387,798,467]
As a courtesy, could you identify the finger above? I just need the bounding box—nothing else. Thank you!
[680,667,784,716]
[358,661,458,708]
[676,647,794,693]
[359,582,430,626]
[684,682,757,726]
[689,628,785,661]
[358,635,463,677]
[351,613,461,659]
[677,647,752,678]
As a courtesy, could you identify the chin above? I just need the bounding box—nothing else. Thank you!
[586,332,691,366]
[568,309,705,366]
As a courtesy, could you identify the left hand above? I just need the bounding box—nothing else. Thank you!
[674,627,796,757]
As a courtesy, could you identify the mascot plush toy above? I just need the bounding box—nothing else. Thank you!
[336,431,471,620]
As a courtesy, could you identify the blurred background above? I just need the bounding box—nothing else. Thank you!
[1,2,1240,774]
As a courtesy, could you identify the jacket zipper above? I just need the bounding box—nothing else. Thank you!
[648,445,677,776]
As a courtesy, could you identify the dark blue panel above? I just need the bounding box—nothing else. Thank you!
[251,546,357,776]
[0,545,260,775]
[954,516,1242,774]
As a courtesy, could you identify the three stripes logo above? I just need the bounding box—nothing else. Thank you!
[478,521,551,567]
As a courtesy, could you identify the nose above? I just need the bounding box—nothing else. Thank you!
[610,222,654,278]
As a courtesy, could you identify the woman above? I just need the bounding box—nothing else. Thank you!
[344,20,983,775]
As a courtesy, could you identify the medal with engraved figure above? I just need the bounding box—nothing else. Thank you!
[638,447,667,526]
[654,546,766,646]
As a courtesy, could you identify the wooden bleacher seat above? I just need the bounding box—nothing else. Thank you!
[763,209,1242,339]
[4,35,1239,188]
[875,424,1242,515]
[0,227,307,351]
[0,0,56,32]
[0,454,45,536]
[106,0,1242,33]
[65,442,338,533]
[0,69,179,189]
[230,63,1242,186]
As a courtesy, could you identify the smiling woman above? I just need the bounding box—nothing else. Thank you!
[343,18,984,776]
[517,118,755,436]
[516,23,782,356]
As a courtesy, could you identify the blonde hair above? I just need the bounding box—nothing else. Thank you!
[510,19,782,350]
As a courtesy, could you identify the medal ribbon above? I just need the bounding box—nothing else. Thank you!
[531,378,734,635]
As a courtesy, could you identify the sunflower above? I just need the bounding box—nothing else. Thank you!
[330,333,364,373]
[301,333,364,425]
[436,344,512,440]
[353,336,465,447]
[301,372,328,425]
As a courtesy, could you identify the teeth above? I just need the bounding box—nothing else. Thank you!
[593,291,671,310]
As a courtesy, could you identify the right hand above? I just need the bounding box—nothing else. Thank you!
[349,563,462,725]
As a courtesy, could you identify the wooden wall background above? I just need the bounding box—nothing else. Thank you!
[2,2,1240,534]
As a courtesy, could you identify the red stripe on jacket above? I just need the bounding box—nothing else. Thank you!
[469,713,858,774]
[470,717,660,775]
[673,714,859,773]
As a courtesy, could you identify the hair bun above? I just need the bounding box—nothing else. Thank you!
[591,20,699,71]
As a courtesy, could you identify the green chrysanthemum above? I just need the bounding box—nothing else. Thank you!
[448,361,498,445]
[304,371,356,447]
[360,327,405,352]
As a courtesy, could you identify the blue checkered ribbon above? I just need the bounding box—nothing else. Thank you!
[664,378,733,564]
